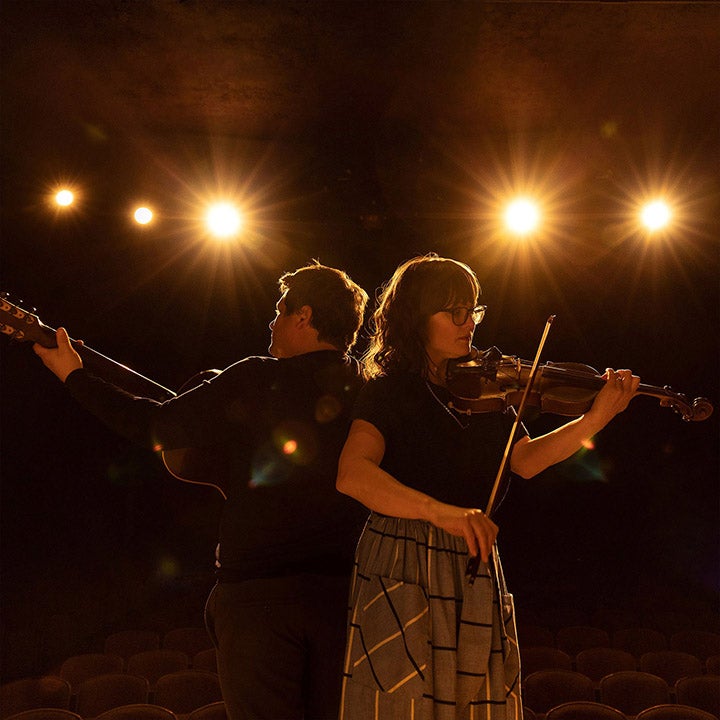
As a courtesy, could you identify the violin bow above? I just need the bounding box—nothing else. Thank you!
[466,314,555,584]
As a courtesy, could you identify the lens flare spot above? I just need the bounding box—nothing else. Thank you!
[83,123,108,143]
[249,442,291,488]
[600,120,620,139]
[582,437,596,451]
[157,557,180,579]
[557,446,607,482]
[273,421,317,467]
[315,394,342,423]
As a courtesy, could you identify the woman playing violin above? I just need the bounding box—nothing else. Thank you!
[336,254,638,719]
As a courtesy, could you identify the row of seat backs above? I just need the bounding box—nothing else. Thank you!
[102,629,212,664]
[526,701,718,720]
[522,645,719,684]
[0,671,221,719]
[51,648,216,690]
[523,670,720,717]
[518,605,719,636]
[12,703,716,720]
[10,669,716,719]
[518,625,720,660]
[3,702,226,720]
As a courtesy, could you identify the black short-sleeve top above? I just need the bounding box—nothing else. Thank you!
[353,373,524,510]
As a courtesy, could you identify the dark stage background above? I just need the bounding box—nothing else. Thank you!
[1,0,718,681]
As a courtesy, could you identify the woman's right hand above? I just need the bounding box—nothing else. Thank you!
[427,503,498,563]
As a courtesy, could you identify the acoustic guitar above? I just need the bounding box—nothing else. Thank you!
[1,295,227,498]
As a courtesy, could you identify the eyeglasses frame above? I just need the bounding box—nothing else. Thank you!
[440,305,487,326]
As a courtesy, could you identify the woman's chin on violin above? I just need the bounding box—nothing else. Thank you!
[425,303,487,387]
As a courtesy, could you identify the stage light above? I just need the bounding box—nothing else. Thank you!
[504,197,540,236]
[133,206,153,225]
[47,182,82,213]
[55,189,74,207]
[206,202,243,239]
[640,199,672,232]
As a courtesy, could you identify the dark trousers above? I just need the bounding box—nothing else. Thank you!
[205,573,350,720]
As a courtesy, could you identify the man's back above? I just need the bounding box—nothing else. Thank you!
[212,350,367,580]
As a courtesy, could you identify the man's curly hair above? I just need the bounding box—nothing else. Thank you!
[279,262,368,353]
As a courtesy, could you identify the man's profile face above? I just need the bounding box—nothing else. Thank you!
[268,294,297,358]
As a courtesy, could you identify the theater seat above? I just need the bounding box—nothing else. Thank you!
[635,704,718,720]
[153,671,222,716]
[94,704,179,720]
[0,677,71,718]
[545,701,627,720]
[599,671,670,717]
[523,670,595,715]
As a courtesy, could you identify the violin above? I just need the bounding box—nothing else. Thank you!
[446,346,713,422]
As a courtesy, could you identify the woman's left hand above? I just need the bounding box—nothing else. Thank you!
[585,368,640,424]
[510,367,640,479]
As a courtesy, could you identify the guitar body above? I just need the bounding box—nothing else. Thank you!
[161,369,228,499]
[2,295,228,498]
[162,447,228,499]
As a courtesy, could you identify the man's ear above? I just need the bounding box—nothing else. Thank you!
[295,305,313,328]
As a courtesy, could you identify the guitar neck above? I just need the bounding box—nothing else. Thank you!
[73,339,177,402]
[4,305,176,402]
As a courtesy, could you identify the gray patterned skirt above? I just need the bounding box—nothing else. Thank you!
[339,513,523,720]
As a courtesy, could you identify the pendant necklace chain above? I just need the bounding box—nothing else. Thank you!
[425,380,471,430]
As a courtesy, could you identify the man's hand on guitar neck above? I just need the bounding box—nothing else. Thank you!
[34,327,83,383]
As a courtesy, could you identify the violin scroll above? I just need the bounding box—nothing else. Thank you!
[657,387,713,422]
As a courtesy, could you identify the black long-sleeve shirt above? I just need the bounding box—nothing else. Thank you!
[65,350,367,581]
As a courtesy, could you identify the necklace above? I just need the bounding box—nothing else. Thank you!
[425,380,471,430]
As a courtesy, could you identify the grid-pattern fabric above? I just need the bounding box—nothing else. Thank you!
[339,513,522,720]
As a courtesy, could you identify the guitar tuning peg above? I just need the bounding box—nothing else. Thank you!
[15,299,36,313]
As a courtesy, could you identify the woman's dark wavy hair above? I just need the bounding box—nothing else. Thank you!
[363,254,480,379]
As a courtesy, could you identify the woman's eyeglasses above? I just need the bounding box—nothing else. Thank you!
[441,305,487,326]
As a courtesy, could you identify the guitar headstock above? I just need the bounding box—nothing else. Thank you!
[0,294,53,346]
